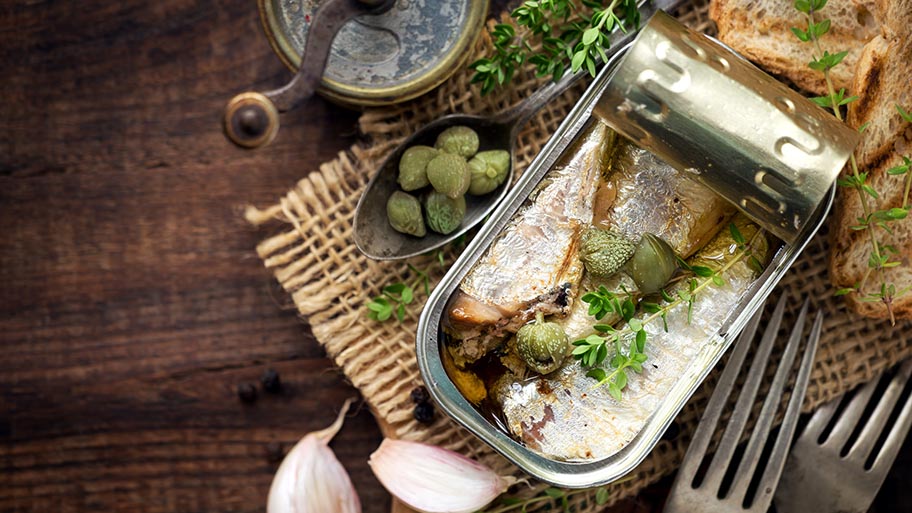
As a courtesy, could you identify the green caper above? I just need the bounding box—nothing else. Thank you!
[424,191,466,235]
[386,191,426,237]
[467,150,510,195]
[434,126,479,158]
[580,228,636,278]
[398,145,437,191]
[426,152,470,199]
[627,232,678,294]
[516,311,570,374]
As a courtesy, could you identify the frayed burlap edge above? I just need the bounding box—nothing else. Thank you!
[246,1,912,510]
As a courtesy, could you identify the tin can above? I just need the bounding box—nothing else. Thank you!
[415,15,852,487]
[258,0,489,107]
[592,11,857,244]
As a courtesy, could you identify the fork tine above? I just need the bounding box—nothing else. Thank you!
[726,300,809,505]
[676,304,763,481]
[700,295,787,494]
[750,308,821,509]
[848,359,912,462]
[870,360,912,473]
[823,373,878,449]
[796,393,840,441]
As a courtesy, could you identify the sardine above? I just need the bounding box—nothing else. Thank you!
[558,142,736,340]
[593,141,736,257]
[444,123,612,366]
[493,216,770,461]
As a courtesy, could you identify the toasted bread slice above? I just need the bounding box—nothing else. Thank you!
[709,0,880,95]
[829,0,912,319]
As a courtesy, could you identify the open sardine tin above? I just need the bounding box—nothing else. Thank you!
[416,12,857,487]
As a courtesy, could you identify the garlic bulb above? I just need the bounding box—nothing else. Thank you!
[267,399,361,513]
[369,438,518,513]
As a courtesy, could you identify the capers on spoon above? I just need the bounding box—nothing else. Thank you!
[353,70,588,260]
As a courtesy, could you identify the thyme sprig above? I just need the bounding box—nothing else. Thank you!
[470,0,640,95]
[367,237,467,323]
[573,224,758,399]
[482,482,619,513]
[366,263,431,322]
[792,0,912,324]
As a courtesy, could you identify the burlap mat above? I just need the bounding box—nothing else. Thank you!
[247,0,912,510]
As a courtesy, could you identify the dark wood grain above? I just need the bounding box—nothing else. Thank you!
[2,1,910,512]
[0,1,380,512]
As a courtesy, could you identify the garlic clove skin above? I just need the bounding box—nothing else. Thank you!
[267,399,361,513]
[369,438,518,513]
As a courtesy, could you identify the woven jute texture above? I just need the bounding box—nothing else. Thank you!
[247,1,912,510]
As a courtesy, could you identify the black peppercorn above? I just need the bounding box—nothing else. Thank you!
[237,382,258,403]
[261,368,282,393]
[413,401,435,424]
[410,386,430,404]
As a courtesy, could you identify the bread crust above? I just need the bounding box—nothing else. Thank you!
[710,0,880,95]
[710,0,912,319]
[829,0,912,319]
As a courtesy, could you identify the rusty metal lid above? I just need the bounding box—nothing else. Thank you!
[259,0,488,107]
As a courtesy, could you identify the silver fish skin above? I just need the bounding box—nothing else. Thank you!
[444,123,611,365]
[558,142,735,343]
[594,142,735,257]
[494,217,769,462]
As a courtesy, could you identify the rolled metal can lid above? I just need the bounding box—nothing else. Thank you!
[593,11,859,244]
[259,0,488,107]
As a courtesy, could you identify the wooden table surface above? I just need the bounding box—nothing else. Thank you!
[2,1,910,512]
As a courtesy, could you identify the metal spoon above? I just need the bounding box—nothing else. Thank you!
[352,0,682,261]
[352,70,588,261]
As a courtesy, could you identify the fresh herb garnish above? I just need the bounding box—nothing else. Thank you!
[470,0,641,95]
[482,482,618,513]
[365,262,433,323]
[580,285,635,320]
[573,224,759,399]
[367,239,467,323]
[367,280,417,323]
[791,0,912,323]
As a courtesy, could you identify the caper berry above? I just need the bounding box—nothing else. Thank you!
[424,191,466,235]
[516,312,570,375]
[386,191,426,237]
[426,152,470,199]
[580,228,636,278]
[434,126,479,158]
[467,150,510,195]
[627,232,678,294]
[397,145,437,191]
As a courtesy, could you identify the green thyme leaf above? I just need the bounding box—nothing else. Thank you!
[608,382,622,401]
[814,18,831,37]
[897,104,912,123]
[791,27,810,41]
[887,163,910,175]
[730,223,746,245]
[543,488,564,499]
[472,0,642,94]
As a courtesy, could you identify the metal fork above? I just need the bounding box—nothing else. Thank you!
[774,358,912,513]
[664,296,821,513]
